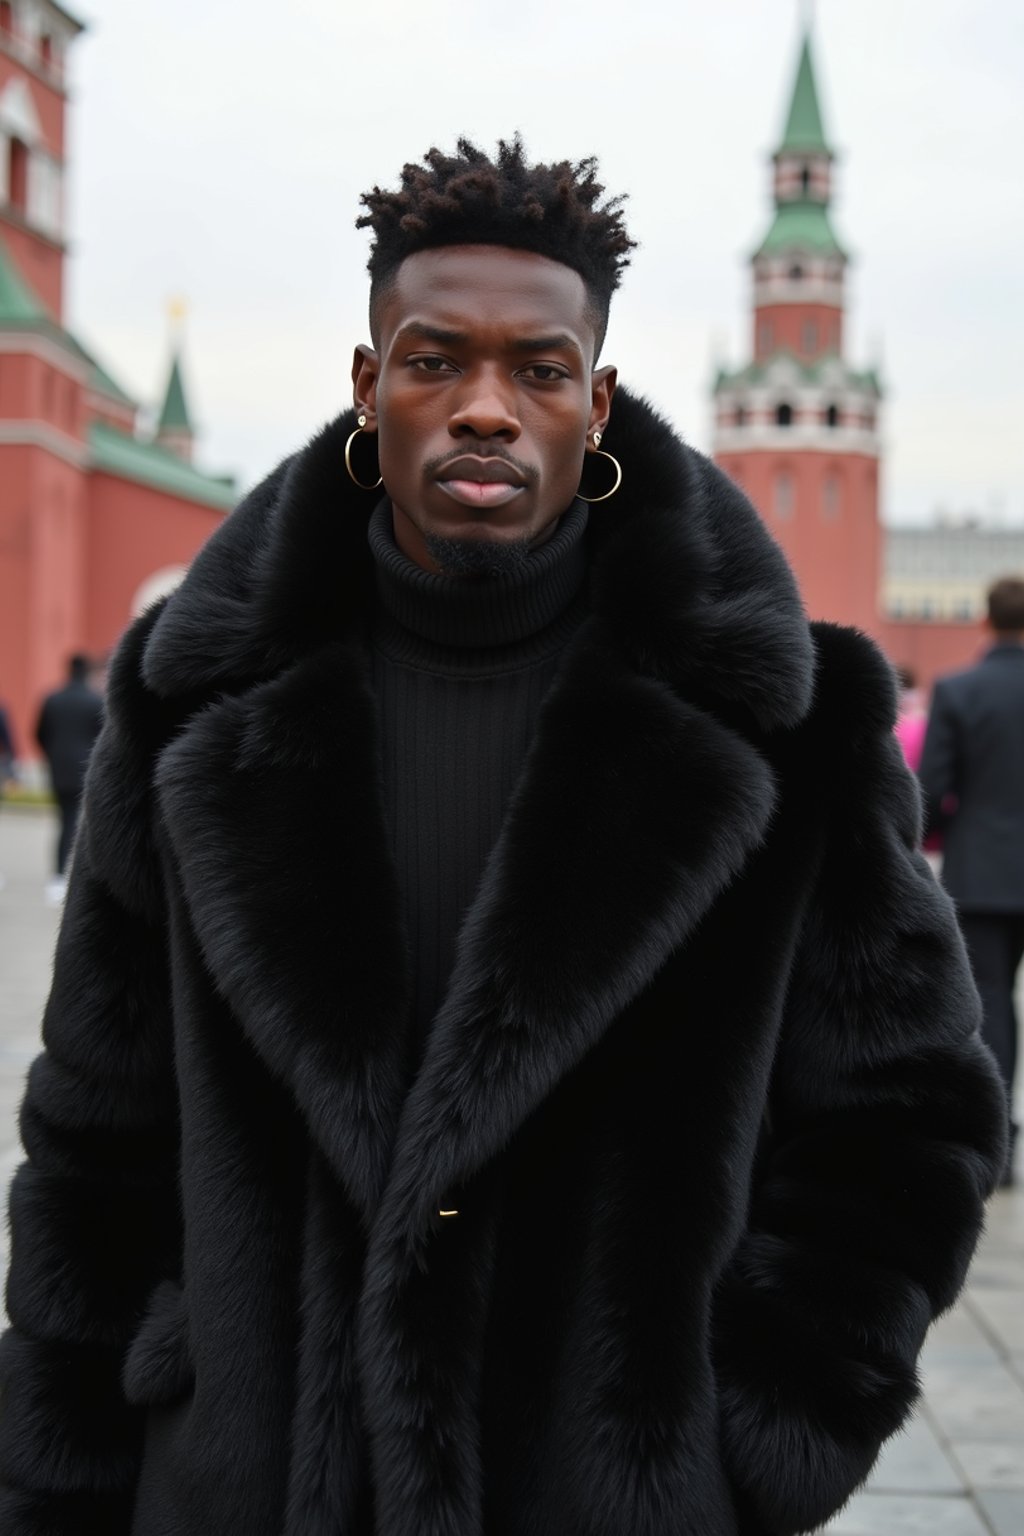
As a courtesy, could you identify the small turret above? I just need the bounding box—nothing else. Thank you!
[155,300,195,463]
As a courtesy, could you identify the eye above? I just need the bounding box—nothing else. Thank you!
[408,355,458,374]
[518,363,570,383]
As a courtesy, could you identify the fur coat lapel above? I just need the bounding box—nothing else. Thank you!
[145,389,814,1231]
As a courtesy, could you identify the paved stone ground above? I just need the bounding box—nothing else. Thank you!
[1,806,1022,1532]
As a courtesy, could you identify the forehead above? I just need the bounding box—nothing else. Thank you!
[378,245,592,343]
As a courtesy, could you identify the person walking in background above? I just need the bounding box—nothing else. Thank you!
[919,576,1024,1187]
[34,654,103,904]
[0,701,13,780]
[894,665,928,774]
[894,665,944,861]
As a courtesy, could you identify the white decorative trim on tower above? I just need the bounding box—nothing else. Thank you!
[0,0,80,90]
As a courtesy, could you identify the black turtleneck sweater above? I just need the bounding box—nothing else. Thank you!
[366,500,589,1043]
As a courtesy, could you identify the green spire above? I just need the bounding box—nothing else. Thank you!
[157,350,193,435]
[0,238,48,323]
[779,30,830,154]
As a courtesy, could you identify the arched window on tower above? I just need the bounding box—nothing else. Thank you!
[800,165,811,196]
[789,263,803,281]
[8,137,29,214]
[825,404,840,428]
[40,34,53,68]
[774,470,794,520]
[734,403,747,427]
[776,402,793,427]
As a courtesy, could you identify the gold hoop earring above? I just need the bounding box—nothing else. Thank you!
[576,432,622,503]
[344,414,383,491]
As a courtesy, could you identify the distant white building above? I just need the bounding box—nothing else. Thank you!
[884,526,1024,622]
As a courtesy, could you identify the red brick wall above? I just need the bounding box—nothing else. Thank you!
[716,447,881,635]
[879,619,988,693]
[0,441,86,754]
[753,303,842,363]
[84,472,225,658]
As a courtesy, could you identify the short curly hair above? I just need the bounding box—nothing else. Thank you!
[987,576,1024,632]
[357,136,634,354]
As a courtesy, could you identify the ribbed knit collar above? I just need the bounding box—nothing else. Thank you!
[367,498,589,671]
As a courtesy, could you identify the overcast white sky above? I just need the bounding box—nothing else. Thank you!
[64,0,1023,525]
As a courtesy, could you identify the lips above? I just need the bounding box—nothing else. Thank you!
[435,455,528,510]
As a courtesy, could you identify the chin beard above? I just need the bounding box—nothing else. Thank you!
[424,533,534,579]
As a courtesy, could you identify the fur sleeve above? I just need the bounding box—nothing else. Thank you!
[0,608,182,1535]
[713,625,1007,1536]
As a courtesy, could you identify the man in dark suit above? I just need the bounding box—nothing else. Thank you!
[920,576,1024,1185]
[34,654,104,902]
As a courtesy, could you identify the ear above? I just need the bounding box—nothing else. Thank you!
[588,365,617,442]
[352,344,381,430]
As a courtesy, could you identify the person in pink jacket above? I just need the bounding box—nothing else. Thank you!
[894,666,928,772]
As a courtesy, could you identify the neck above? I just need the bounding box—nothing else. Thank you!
[391,502,561,575]
[367,497,589,654]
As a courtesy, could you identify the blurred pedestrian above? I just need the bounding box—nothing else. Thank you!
[894,664,927,773]
[919,575,1024,1186]
[0,701,13,779]
[894,664,944,859]
[34,654,103,903]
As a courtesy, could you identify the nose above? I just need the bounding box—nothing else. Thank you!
[448,367,520,442]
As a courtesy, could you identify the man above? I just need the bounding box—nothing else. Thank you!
[919,575,1024,1187]
[0,140,1006,1536]
[34,653,104,902]
[0,699,13,780]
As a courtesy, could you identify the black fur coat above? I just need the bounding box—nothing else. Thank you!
[0,391,1006,1536]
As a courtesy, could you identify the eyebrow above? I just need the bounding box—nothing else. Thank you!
[512,333,580,355]
[395,322,582,356]
[396,323,468,346]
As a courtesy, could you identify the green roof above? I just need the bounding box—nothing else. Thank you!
[779,31,830,154]
[89,421,235,511]
[0,238,48,323]
[49,0,86,32]
[714,352,882,397]
[157,351,193,434]
[755,199,845,259]
[0,239,138,409]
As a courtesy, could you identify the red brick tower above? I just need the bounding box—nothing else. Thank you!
[0,3,234,763]
[0,0,80,319]
[712,26,883,633]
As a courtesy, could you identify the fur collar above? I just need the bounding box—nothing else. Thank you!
[143,388,814,732]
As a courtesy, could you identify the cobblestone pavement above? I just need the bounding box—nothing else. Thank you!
[2,806,1022,1532]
